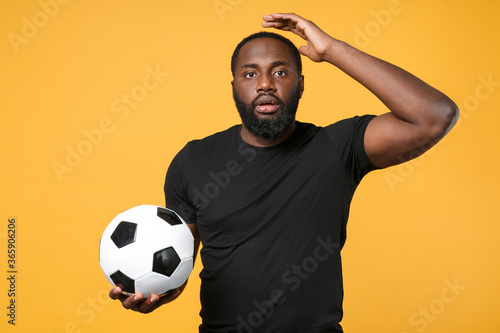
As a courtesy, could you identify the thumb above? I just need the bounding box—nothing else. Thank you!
[298,45,322,62]
[298,45,310,57]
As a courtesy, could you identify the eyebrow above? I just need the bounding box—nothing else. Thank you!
[240,60,289,70]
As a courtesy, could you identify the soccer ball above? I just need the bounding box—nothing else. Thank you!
[99,205,194,298]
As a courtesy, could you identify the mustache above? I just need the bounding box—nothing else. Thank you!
[251,93,284,107]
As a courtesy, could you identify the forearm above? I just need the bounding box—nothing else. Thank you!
[323,38,457,130]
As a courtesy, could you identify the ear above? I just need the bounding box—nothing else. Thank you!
[299,75,305,98]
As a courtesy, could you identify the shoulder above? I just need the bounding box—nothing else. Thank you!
[296,115,376,136]
[293,116,376,145]
[322,115,377,143]
[325,115,377,132]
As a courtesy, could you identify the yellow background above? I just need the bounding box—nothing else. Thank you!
[1,0,499,332]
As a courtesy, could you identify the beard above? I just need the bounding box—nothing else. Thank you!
[233,86,301,140]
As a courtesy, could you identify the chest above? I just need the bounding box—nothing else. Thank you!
[187,138,355,247]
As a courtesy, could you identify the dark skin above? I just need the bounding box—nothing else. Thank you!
[109,13,458,313]
[232,37,304,147]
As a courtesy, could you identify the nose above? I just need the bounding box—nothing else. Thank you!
[256,73,276,93]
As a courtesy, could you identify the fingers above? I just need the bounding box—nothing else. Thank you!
[262,13,308,39]
[262,12,332,63]
[132,289,181,314]
[262,13,296,30]
[121,293,147,311]
[262,13,305,25]
[123,293,158,312]
[109,286,121,299]
[109,286,182,314]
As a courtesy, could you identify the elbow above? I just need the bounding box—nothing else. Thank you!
[443,98,460,130]
[428,97,460,141]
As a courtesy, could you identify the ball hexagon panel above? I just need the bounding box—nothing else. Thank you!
[169,257,194,289]
[138,217,174,253]
[117,242,153,280]
[135,272,172,297]
[171,224,194,259]
[99,235,120,276]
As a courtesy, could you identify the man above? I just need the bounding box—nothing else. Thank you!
[110,13,458,332]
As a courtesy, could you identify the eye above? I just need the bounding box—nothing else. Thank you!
[244,72,256,78]
[274,70,287,77]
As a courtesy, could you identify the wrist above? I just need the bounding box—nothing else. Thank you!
[321,39,354,66]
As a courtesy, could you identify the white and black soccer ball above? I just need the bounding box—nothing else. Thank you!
[99,205,194,298]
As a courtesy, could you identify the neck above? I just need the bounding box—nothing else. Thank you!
[240,121,296,147]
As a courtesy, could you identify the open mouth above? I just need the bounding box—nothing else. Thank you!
[254,95,279,114]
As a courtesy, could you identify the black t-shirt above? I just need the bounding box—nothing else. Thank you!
[165,116,377,332]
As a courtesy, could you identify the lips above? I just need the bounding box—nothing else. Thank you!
[254,95,279,114]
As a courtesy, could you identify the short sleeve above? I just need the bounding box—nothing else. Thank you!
[164,143,198,224]
[325,115,379,184]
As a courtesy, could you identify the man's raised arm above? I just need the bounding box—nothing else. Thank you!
[263,13,459,168]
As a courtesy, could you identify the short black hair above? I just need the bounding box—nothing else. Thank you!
[231,31,302,77]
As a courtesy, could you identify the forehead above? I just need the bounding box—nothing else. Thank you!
[236,38,295,69]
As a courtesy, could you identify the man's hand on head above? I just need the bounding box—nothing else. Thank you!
[262,13,335,63]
